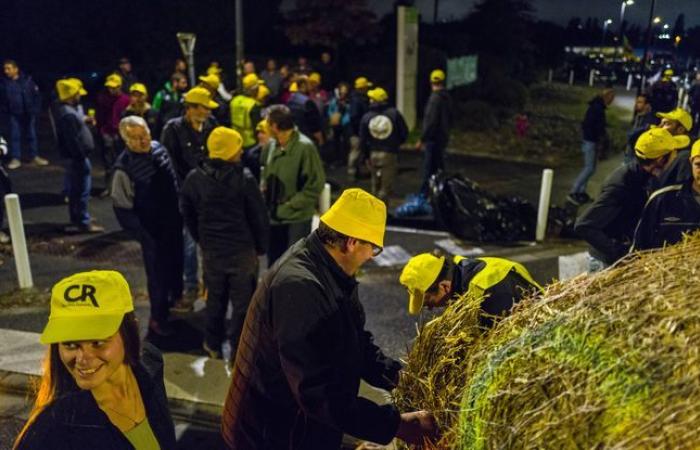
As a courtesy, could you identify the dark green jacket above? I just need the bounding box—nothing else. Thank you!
[261,130,325,224]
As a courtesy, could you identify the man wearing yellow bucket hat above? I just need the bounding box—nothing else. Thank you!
[575,127,690,271]
[14,270,177,449]
[180,126,269,358]
[632,138,700,251]
[400,252,541,327]
[222,188,439,449]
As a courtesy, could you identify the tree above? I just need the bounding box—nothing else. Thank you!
[672,14,685,40]
[283,0,380,49]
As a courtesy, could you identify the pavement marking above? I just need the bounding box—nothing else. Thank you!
[434,238,484,256]
[385,225,451,237]
[373,246,412,267]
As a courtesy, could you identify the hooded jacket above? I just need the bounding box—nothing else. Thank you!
[421,89,451,145]
[359,102,409,154]
[581,96,608,143]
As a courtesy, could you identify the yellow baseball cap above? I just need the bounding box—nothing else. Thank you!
[635,127,690,160]
[430,69,446,83]
[309,72,321,84]
[663,68,674,77]
[256,119,269,134]
[40,271,134,344]
[289,81,298,93]
[656,108,693,132]
[183,86,219,109]
[320,188,386,248]
[367,87,388,103]
[66,78,88,96]
[199,73,220,89]
[257,83,270,102]
[104,73,123,88]
[242,73,261,90]
[207,65,222,76]
[354,77,372,89]
[207,126,243,161]
[400,253,445,315]
[56,79,84,101]
[129,83,148,96]
[691,139,700,160]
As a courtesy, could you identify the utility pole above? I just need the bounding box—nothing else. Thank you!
[637,0,656,96]
[235,0,244,90]
[433,0,439,24]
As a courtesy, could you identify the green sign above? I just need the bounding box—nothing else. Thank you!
[447,55,478,89]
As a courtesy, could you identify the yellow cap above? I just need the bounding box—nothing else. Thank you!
[129,82,148,96]
[289,81,298,93]
[56,79,84,101]
[354,77,372,89]
[400,253,445,315]
[430,69,446,83]
[691,139,700,160]
[257,83,270,102]
[256,119,269,134]
[40,271,134,344]
[207,65,222,76]
[663,68,674,77]
[183,86,219,109]
[207,126,243,161]
[635,127,690,160]
[367,87,388,102]
[656,108,693,132]
[199,73,221,89]
[104,73,123,88]
[309,72,321,84]
[320,188,386,248]
[66,78,88,96]
[242,73,260,89]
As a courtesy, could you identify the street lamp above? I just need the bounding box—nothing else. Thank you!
[653,16,662,24]
[620,0,634,34]
[602,19,613,46]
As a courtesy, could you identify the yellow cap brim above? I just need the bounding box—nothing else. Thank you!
[408,289,425,315]
[40,313,125,345]
[79,88,88,96]
[105,82,121,88]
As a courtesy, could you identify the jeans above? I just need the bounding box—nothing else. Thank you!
[267,220,311,267]
[8,114,38,160]
[183,227,199,292]
[420,140,445,194]
[66,158,92,226]
[571,140,597,194]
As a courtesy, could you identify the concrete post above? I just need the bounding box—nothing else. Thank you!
[396,6,419,130]
[536,169,554,242]
[4,194,33,289]
[589,69,595,87]
[678,88,685,108]
[626,74,633,91]
[319,183,331,214]
[547,69,553,83]
[569,69,575,86]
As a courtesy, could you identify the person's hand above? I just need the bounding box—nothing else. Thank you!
[395,410,440,446]
[414,140,423,151]
[84,116,96,126]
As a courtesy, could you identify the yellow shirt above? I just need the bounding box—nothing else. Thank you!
[123,417,161,450]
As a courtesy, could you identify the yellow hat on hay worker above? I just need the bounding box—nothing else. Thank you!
[635,128,690,160]
[104,73,123,88]
[129,83,148,96]
[207,126,243,162]
[656,108,693,133]
[320,188,386,248]
[56,79,84,101]
[40,271,134,344]
[400,253,445,315]
[367,87,389,103]
[430,69,446,83]
[183,86,219,109]
[199,73,221,90]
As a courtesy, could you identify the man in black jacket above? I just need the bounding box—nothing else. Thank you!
[653,108,693,189]
[286,75,324,146]
[416,69,451,194]
[632,139,700,251]
[568,88,615,205]
[54,79,104,233]
[111,115,183,336]
[359,87,408,204]
[222,188,439,450]
[180,126,269,358]
[575,127,689,272]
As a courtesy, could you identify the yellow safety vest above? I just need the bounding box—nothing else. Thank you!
[453,255,542,298]
[230,95,257,148]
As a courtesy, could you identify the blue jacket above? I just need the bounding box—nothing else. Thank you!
[0,73,41,116]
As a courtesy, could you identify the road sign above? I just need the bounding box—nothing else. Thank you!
[447,55,478,89]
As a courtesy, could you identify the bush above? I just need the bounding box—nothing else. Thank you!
[454,100,499,131]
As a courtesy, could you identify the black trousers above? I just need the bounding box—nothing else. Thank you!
[267,220,311,267]
[203,251,258,353]
[140,231,184,322]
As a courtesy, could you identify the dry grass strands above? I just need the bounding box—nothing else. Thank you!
[395,232,700,449]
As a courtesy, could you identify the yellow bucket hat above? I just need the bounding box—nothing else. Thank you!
[207,126,243,161]
[104,73,123,88]
[207,65,222,76]
[56,79,84,102]
[199,73,221,89]
[430,69,446,83]
[66,78,88,96]
[354,77,372,90]
[367,87,388,102]
[400,253,445,315]
[656,108,693,132]
[40,271,134,344]
[242,73,261,90]
[129,82,148,96]
[635,127,690,160]
[183,86,219,109]
[320,188,386,248]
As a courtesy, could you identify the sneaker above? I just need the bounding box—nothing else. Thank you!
[6,159,21,170]
[202,341,223,359]
[170,296,195,313]
[0,231,9,244]
[64,223,105,234]
[149,319,175,337]
[31,156,49,166]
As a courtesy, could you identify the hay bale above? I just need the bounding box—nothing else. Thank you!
[395,232,700,449]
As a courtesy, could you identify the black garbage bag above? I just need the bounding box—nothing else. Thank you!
[428,173,536,242]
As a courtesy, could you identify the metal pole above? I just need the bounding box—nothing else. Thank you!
[589,69,595,87]
[627,73,633,90]
[4,194,33,288]
[433,0,439,24]
[548,69,553,83]
[637,0,656,96]
[536,169,554,242]
[235,0,244,90]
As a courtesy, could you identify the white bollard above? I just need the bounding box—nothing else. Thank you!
[547,69,553,83]
[626,74,633,91]
[536,169,554,242]
[4,194,33,289]
[678,88,685,108]
[568,70,574,86]
[683,92,689,110]
[588,69,595,87]
[641,75,647,90]
[319,183,331,214]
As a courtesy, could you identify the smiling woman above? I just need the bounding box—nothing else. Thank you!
[13,271,176,450]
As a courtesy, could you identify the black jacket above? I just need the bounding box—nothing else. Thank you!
[287,92,323,138]
[575,162,652,265]
[180,159,270,263]
[631,180,700,252]
[421,89,451,145]
[653,149,692,189]
[359,103,409,154]
[160,116,216,183]
[55,103,95,160]
[222,231,402,450]
[581,96,607,143]
[349,91,370,135]
[15,343,176,450]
